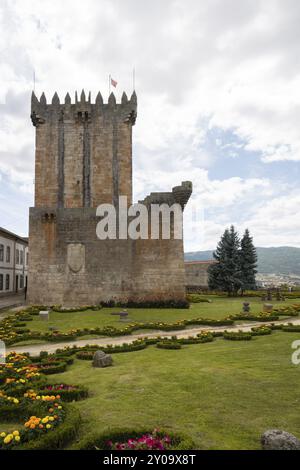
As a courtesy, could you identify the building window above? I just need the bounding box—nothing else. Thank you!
[26,252,29,266]
[16,249,19,265]
[6,246,10,263]
[0,274,3,291]
[0,244,3,262]
[20,250,24,265]
[20,275,24,289]
[5,274,9,290]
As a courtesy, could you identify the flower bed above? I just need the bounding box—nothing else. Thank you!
[38,384,88,402]
[36,361,68,375]
[0,352,83,450]
[75,427,195,450]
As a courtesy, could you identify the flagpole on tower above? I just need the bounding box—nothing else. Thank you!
[132,67,135,92]
[109,74,111,96]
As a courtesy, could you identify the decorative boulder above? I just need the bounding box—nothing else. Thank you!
[92,350,113,368]
[261,429,300,450]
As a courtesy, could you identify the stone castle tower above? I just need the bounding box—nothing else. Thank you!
[28,89,192,306]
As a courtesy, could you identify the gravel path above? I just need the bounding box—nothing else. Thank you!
[7,317,300,356]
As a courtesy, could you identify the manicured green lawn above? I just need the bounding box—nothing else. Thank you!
[27,297,295,334]
[47,331,300,450]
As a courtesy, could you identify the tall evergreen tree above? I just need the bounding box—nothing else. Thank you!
[208,225,242,296]
[240,229,257,293]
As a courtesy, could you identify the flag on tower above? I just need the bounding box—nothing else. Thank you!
[111,77,118,88]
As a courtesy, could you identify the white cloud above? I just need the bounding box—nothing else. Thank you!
[0,0,299,249]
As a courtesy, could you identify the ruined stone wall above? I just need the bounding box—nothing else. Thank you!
[185,261,216,291]
[28,208,187,306]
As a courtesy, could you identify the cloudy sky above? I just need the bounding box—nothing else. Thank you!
[0,0,300,251]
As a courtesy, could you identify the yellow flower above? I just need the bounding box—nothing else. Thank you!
[12,431,19,436]
[4,434,13,444]
[0,432,6,438]
[14,435,20,442]
[13,399,19,404]
[46,424,51,429]
[49,417,54,422]
[41,417,49,424]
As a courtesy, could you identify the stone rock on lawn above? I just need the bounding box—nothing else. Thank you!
[261,429,300,450]
[92,350,113,368]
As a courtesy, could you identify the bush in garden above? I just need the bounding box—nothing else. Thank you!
[156,341,182,350]
[223,330,252,341]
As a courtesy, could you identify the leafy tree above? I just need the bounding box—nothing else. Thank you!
[240,229,257,293]
[208,225,242,296]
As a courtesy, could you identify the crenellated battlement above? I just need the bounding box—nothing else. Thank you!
[31,89,137,127]
[140,181,193,210]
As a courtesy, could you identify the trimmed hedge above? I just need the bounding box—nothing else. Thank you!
[251,326,272,336]
[74,427,195,450]
[282,325,300,332]
[223,331,252,341]
[156,341,182,350]
[232,313,280,322]
[36,361,68,375]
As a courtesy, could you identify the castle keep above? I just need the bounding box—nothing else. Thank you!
[28,89,192,306]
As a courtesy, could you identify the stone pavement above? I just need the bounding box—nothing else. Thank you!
[7,317,300,357]
[0,294,26,314]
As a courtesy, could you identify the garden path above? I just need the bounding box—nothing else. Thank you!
[7,317,300,356]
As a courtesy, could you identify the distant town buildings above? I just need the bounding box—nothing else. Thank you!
[256,273,300,288]
[0,227,28,297]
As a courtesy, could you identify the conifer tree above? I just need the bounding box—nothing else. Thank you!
[240,228,257,293]
[208,225,242,296]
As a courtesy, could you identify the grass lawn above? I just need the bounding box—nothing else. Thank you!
[46,331,300,450]
[26,297,296,335]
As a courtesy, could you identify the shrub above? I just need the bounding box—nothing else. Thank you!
[156,341,182,350]
[232,313,280,322]
[223,330,252,341]
[282,325,300,332]
[185,318,234,326]
[251,326,272,336]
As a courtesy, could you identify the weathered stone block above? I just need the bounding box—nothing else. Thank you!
[261,429,300,450]
[92,350,113,368]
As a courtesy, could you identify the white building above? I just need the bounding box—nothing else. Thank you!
[0,227,28,297]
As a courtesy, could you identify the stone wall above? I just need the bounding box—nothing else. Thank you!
[28,90,192,306]
[185,261,216,292]
[28,208,187,306]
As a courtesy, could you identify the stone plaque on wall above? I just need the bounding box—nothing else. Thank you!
[67,243,85,273]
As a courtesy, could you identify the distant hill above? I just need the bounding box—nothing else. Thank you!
[184,246,300,275]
